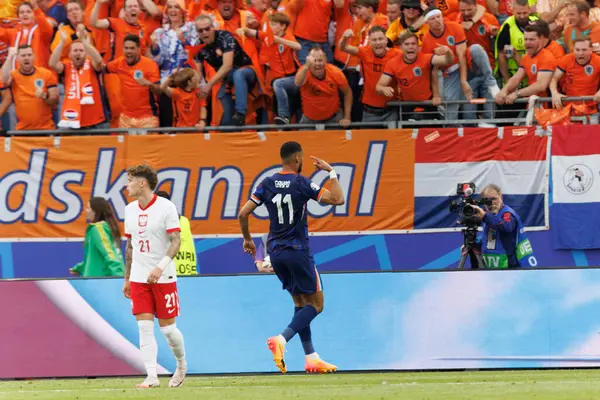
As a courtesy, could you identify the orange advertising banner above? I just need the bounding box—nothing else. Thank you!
[0,130,416,238]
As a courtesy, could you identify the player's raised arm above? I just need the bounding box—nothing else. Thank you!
[311,156,345,206]
[238,200,259,257]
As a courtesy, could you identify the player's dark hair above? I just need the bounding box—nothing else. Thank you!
[573,36,592,46]
[270,12,290,27]
[124,34,141,47]
[524,22,548,38]
[514,0,529,7]
[89,197,122,245]
[127,163,158,190]
[280,141,303,160]
[18,44,33,52]
[369,26,387,36]
[66,0,84,10]
[355,0,379,12]
[155,190,171,200]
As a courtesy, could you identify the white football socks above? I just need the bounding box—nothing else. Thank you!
[138,320,158,379]
[277,334,287,345]
[160,323,187,370]
[306,353,320,361]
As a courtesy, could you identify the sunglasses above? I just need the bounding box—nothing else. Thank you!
[197,26,212,33]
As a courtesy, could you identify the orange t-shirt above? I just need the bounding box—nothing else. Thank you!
[353,13,389,47]
[10,67,57,131]
[334,0,358,66]
[357,46,400,108]
[259,33,298,79]
[383,52,435,101]
[261,3,297,33]
[106,55,160,118]
[138,8,163,38]
[519,48,557,97]
[458,12,498,69]
[0,9,55,68]
[563,23,600,53]
[295,0,334,43]
[300,63,349,120]
[421,21,466,71]
[436,0,459,20]
[61,61,107,128]
[107,18,148,61]
[557,53,600,98]
[545,40,565,59]
[85,0,111,55]
[171,88,207,127]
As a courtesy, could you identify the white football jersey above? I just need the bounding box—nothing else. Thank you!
[125,195,181,284]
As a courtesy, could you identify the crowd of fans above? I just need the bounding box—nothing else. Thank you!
[0,0,600,131]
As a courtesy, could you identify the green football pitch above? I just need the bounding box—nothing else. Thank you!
[2,370,600,400]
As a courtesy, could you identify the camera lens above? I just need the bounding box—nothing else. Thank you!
[463,204,474,217]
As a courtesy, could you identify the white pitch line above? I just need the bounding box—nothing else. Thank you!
[1,379,599,395]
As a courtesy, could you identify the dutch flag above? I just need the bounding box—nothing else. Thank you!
[413,127,549,230]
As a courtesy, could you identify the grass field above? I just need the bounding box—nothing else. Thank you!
[3,370,600,399]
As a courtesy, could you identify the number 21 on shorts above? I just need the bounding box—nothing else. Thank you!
[165,291,179,313]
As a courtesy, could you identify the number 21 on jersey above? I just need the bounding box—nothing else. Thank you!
[272,193,294,224]
[139,239,150,252]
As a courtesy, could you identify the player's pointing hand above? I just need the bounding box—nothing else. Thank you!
[311,156,332,172]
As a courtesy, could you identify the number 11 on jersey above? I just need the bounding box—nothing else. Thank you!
[272,193,294,224]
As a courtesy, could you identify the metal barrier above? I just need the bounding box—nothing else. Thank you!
[4,96,597,136]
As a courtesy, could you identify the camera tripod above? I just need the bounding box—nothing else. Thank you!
[457,225,487,269]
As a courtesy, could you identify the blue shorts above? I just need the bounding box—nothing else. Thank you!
[270,248,323,295]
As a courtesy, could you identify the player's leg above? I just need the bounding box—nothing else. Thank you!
[300,290,336,373]
[266,249,295,373]
[130,282,160,388]
[154,282,187,387]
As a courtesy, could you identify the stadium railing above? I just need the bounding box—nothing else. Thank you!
[3,96,596,136]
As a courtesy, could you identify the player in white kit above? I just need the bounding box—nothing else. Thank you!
[122,164,187,388]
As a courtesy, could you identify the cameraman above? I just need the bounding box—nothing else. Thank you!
[470,184,538,269]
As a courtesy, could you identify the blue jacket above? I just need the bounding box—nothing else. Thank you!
[479,204,537,268]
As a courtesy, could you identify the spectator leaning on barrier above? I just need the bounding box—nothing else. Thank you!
[295,45,352,127]
[155,191,197,276]
[421,7,470,123]
[338,25,401,123]
[194,14,262,126]
[376,32,452,121]
[495,23,556,106]
[458,0,501,124]
[550,36,600,114]
[70,197,124,277]
[494,0,538,88]
[470,184,537,269]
